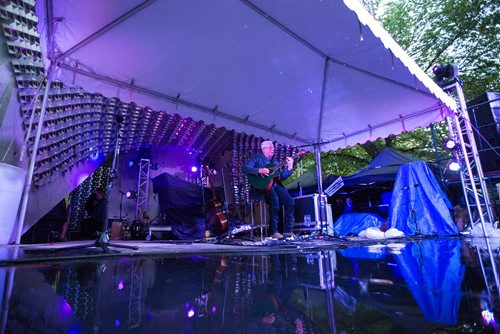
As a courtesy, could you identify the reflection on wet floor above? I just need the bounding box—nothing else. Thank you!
[1,238,499,333]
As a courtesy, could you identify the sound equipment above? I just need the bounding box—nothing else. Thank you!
[467,92,500,174]
[247,151,307,191]
[293,193,333,235]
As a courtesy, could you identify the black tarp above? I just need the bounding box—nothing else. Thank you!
[152,173,210,239]
[286,148,418,195]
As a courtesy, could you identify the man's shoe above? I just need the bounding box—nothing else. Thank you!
[283,232,296,239]
[271,232,283,239]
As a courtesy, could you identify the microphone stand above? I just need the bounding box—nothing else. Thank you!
[55,117,138,252]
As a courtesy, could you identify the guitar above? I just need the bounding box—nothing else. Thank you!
[247,150,307,191]
[204,166,228,234]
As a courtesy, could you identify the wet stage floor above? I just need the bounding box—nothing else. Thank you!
[1,237,499,333]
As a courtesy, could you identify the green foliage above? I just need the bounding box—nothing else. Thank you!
[379,0,500,99]
[287,0,497,183]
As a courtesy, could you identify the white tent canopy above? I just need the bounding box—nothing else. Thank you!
[36,0,456,150]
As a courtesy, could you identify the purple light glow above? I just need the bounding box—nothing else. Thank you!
[60,299,72,315]
[482,309,495,325]
[187,309,195,318]
[191,166,198,173]
[211,306,217,314]
[118,280,124,290]
[76,173,89,187]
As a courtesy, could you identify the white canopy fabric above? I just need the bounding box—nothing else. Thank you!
[36,0,456,150]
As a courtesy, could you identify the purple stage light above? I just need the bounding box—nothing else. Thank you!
[191,166,198,173]
[187,308,195,318]
[118,280,124,290]
[125,191,132,198]
[482,309,495,325]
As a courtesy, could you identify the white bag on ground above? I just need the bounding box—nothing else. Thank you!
[359,227,385,239]
[384,228,405,239]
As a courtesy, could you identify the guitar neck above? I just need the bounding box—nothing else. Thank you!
[269,153,301,172]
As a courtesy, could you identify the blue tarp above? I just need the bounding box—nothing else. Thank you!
[394,239,464,325]
[340,246,387,259]
[388,161,458,236]
[333,212,385,237]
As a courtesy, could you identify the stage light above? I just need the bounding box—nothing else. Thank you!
[444,139,458,150]
[125,191,137,199]
[432,64,458,86]
[89,146,99,160]
[187,308,195,318]
[117,280,124,290]
[433,64,458,80]
[128,160,134,167]
[191,166,198,173]
[448,161,462,172]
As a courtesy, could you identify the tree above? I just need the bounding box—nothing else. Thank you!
[287,0,498,183]
[379,0,499,99]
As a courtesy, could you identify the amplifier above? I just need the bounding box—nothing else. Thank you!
[293,194,333,235]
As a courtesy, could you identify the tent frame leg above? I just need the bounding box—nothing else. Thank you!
[442,80,495,231]
[442,79,500,302]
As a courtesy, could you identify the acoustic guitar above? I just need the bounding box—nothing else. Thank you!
[204,166,228,234]
[247,151,307,192]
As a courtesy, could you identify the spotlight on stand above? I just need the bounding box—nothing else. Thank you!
[432,64,458,87]
[444,138,458,150]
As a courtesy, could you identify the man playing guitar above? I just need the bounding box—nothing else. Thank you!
[242,141,295,239]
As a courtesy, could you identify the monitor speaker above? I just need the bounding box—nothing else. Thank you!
[467,92,500,174]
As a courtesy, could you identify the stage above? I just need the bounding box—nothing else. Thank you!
[0,233,487,265]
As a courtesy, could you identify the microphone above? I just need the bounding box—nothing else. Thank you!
[401,184,419,190]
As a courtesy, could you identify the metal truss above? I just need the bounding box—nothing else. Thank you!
[442,80,495,233]
[135,159,150,219]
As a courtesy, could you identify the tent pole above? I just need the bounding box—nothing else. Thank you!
[15,65,54,244]
[314,58,329,235]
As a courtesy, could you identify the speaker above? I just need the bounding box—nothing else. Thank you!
[467,92,500,174]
